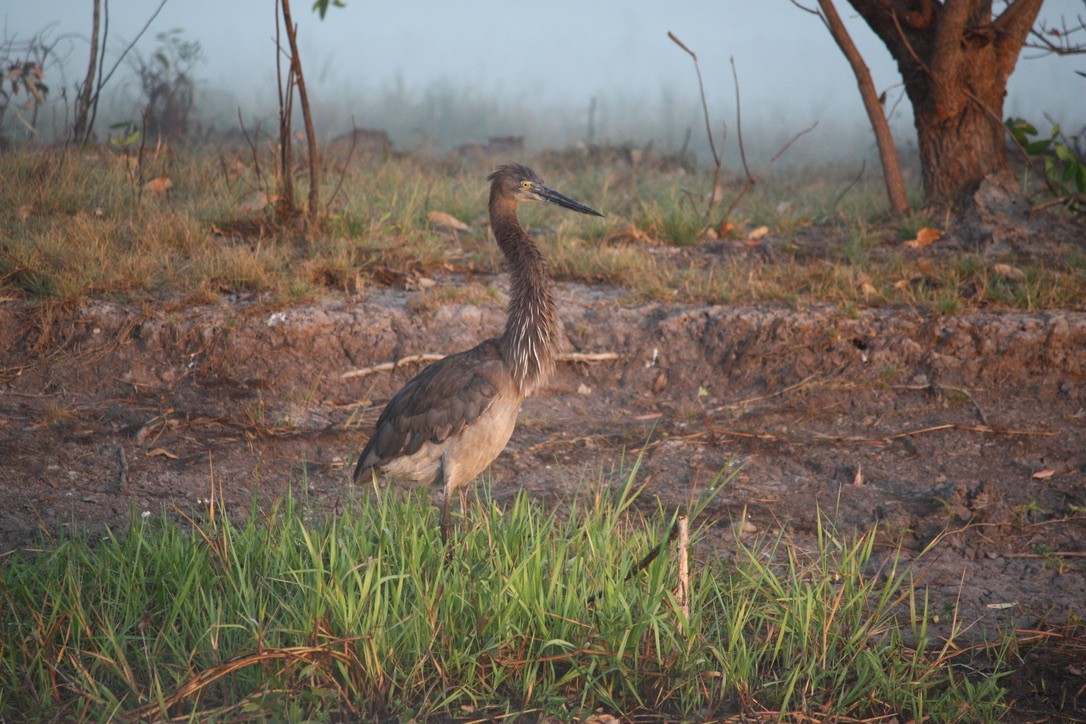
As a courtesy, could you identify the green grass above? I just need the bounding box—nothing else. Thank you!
[2,147,1082,313]
[0,464,1008,721]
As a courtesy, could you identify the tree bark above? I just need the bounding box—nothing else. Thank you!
[73,0,101,144]
[817,0,909,214]
[846,0,1044,204]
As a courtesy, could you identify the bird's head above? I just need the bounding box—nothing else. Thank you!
[487,162,604,217]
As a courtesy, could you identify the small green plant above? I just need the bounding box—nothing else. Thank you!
[1007,117,1086,212]
[935,293,962,314]
[107,120,141,149]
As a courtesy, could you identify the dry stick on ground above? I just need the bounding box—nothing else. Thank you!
[892,382,990,426]
[716,372,823,411]
[130,646,353,720]
[675,515,690,632]
[341,351,618,380]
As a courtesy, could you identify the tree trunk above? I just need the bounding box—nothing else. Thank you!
[912,66,1009,202]
[846,0,1044,205]
[73,0,101,144]
[817,0,909,214]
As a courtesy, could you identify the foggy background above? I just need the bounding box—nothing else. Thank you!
[4,1,1084,165]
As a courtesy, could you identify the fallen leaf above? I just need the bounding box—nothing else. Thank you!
[585,715,621,724]
[992,263,1025,281]
[735,519,757,534]
[143,176,173,195]
[1031,469,1056,479]
[718,220,737,237]
[748,225,769,240]
[903,227,941,248]
[986,602,1017,609]
[427,210,472,232]
[577,383,592,395]
[146,448,179,459]
[853,465,864,486]
[859,278,878,298]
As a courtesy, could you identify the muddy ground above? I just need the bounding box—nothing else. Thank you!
[2,256,1085,717]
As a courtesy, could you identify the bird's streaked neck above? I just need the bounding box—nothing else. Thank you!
[490,194,559,396]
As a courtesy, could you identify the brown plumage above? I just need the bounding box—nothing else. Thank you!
[353,163,603,539]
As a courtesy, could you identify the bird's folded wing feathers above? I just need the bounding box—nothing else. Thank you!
[354,342,506,476]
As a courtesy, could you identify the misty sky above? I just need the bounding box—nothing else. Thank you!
[4,1,1083,160]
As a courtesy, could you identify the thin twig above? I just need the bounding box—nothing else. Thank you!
[891,382,990,426]
[114,445,128,491]
[341,351,618,380]
[829,159,867,215]
[135,106,148,199]
[341,354,447,380]
[716,373,822,411]
[557,351,619,363]
[237,108,270,203]
[730,57,752,182]
[721,121,818,221]
[587,519,680,605]
[668,31,722,211]
[325,116,360,214]
[675,515,690,630]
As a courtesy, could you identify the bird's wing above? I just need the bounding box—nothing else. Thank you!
[353,340,509,481]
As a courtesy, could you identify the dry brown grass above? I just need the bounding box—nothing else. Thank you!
[1,146,1083,314]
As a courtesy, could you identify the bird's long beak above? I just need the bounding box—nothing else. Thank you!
[536,184,605,217]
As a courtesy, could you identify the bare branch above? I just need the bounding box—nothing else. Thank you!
[816,0,909,213]
[721,122,818,221]
[668,31,723,212]
[91,0,169,119]
[730,57,753,183]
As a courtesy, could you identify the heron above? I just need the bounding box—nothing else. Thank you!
[352,163,604,539]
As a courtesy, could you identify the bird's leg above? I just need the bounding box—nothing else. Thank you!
[440,453,453,543]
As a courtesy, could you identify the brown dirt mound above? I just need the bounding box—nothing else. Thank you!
[2,283,1084,661]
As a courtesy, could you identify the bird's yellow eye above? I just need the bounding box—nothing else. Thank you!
[521,181,532,189]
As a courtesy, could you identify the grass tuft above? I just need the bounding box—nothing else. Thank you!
[1,466,1008,721]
